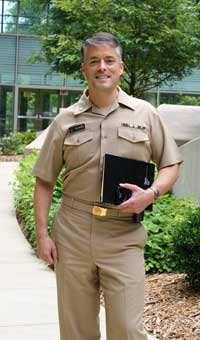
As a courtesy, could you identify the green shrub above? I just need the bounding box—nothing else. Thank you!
[144,194,198,273]
[177,93,200,106]
[171,206,200,288]
[12,150,62,247]
[0,130,36,155]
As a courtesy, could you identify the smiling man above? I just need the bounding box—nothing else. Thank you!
[82,43,124,95]
[33,32,182,340]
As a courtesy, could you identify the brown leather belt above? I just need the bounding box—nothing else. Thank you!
[61,195,143,222]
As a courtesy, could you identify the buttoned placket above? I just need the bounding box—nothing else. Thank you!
[92,102,120,171]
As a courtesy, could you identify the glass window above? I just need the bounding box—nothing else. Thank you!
[0,1,2,32]
[0,87,14,137]
[3,1,18,16]
[19,1,48,16]
[3,14,17,23]
[18,16,40,25]
[2,22,16,32]
[2,14,17,32]
[0,1,49,34]
[1,1,18,32]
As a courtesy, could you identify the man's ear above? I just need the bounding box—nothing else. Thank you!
[81,63,86,78]
[120,61,124,76]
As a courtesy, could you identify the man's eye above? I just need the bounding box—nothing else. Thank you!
[106,59,115,64]
[90,60,98,65]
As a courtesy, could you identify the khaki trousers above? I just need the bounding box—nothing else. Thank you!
[52,202,148,340]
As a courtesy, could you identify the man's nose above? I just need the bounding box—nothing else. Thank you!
[99,60,106,71]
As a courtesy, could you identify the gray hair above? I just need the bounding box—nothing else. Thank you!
[81,32,123,60]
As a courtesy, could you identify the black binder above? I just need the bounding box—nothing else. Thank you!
[101,154,155,207]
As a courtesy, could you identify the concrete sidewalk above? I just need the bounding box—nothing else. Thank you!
[0,162,59,340]
[0,161,155,340]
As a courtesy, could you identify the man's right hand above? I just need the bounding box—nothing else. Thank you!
[36,235,58,265]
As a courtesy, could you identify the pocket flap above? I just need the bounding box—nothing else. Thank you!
[118,127,149,143]
[64,131,93,146]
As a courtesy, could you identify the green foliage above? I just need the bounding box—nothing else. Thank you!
[144,194,199,273]
[12,151,62,248]
[37,0,200,97]
[171,206,200,288]
[12,151,38,246]
[160,93,200,106]
[177,93,200,106]
[0,131,36,155]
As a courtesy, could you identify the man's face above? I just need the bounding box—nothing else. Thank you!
[81,44,124,92]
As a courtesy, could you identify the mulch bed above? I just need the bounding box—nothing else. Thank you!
[145,273,200,340]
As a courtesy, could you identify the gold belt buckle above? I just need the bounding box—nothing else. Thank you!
[92,206,107,217]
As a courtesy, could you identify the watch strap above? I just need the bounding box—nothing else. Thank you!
[149,186,160,200]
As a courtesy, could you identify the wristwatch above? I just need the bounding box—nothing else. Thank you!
[149,186,160,201]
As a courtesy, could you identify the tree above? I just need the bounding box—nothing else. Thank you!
[39,0,200,98]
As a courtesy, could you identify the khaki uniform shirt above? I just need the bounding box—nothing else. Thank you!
[33,88,182,203]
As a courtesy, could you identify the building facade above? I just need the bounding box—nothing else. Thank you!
[0,0,83,137]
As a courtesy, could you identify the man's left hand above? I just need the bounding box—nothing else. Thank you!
[115,183,154,213]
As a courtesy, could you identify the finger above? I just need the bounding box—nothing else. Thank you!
[43,252,54,265]
[52,246,58,264]
[119,183,138,190]
[118,204,136,213]
[38,248,54,265]
[117,197,134,208]
[118,205,142,214]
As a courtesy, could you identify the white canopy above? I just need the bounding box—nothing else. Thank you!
[157,104,200,146]
[25,128,49,154]
[172,137,200,202]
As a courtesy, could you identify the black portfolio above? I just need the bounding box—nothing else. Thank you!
[101,154,155,207]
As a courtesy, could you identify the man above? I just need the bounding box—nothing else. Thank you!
[33,32,182,340]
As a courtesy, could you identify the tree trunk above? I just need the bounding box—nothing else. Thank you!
[129,71,136,97]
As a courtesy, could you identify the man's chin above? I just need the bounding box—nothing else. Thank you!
[94,83,113,90]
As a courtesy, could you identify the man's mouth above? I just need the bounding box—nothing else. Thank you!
[95,75,111,79]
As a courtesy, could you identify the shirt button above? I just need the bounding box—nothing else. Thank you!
[79,107,82,111]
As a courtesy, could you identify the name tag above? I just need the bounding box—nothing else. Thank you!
[69,123,85,133]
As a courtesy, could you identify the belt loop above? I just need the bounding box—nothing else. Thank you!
[71,197,74,208]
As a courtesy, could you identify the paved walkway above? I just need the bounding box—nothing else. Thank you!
[0,161,155,340]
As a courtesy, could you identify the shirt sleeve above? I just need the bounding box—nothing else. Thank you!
[150,110,183,169]
[32,119,64,182]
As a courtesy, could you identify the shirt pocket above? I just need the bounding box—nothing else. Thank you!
[64,131,93,146]
[118,127,149,143]
[117,127,150,160]
[63,131,94,169]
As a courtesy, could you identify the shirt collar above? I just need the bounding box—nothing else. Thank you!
[73,90,92,115]
[73,87,135,116]
[117,87,136,111]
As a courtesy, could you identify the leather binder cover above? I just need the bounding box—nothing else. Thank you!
[101,154,155,206]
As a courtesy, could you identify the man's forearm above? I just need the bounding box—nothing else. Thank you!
[34,177,55,239]
[151,163,180,197]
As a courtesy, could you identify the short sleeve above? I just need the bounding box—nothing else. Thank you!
[32,119,64,182]
[150,111,182,169]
